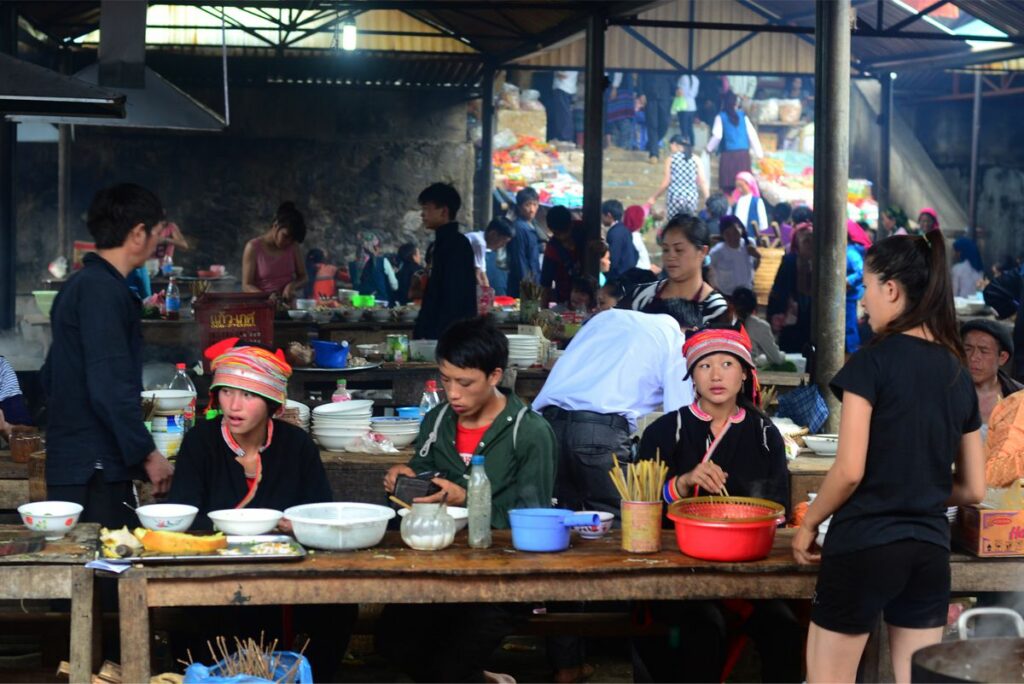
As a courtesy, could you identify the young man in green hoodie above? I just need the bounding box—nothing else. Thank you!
[380,317,556,682]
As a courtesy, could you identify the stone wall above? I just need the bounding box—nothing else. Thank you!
[14,85,473,294]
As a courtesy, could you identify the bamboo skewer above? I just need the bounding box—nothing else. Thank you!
[609,451,669,503]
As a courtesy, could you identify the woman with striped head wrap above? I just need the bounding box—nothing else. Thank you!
[166,340,355,676]
[632,326,799,683]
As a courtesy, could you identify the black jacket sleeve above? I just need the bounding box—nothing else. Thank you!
[299,434,335,504]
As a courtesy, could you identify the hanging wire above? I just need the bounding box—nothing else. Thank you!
[221,5,230,126]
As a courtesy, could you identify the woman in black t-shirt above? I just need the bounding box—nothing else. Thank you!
[792,235,987,683]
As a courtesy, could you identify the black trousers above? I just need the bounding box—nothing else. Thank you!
[676,110,696,146]
[551,89,575,143]
[48,469,139,529]
[631,599,803,683]
[376,603,529,682]
[645,97,671,158]
[542,407,634,519]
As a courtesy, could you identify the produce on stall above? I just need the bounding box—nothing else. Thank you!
[754,150,879,227]
[493,134,583,207]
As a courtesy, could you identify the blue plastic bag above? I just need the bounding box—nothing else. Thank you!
[183,652,312,684]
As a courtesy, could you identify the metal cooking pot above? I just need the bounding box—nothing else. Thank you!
[911,608,1024,683]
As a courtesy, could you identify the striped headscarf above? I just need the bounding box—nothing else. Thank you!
[209,344,292,412]
[683,326,760,406]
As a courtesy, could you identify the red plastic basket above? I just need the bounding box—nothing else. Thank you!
[667,496,786,562]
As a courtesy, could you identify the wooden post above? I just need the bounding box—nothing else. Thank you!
[877,73,893,215]
[119,573,152,683]
[69,566,98,683]
[58,125,71,260]
[812,0,851,432]
[0,3,16,331]
[475,65,496,228]
[582,10,606,276]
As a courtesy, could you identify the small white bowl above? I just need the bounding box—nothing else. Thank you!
[18,501,83,540]
[312,399,374,416]
[575,510,614,539]
[142,389,195,412]
[207,508,283,535]
[135,503,198,532]
[369,309,392,323]
[399,506,469,532]
[287,309,309,321]
[803,434,839,456]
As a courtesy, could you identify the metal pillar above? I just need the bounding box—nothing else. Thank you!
[877,73,893,215]
[0,3,17,331]
[967,72,982,239]
[582,11,606,276]
[58,125,72,259]
[475,65,495,228]
[812,0,851,432]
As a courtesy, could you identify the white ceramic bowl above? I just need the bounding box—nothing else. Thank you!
[398,506,469,532]
[315,434,359,451]
[18,501,83,540]
[313,427,369,437]
[286,308,309,320]
[575,511,615,539]
[380,432,418,448]
[208,508,283,535]
[295,299,316,311]
[341,309,363,322]
[313,400,374,416]
[135,503,198,532]
[803,434,839,456]
[369,309,392,323]
[141,389,195,411]
[284,502,395,550]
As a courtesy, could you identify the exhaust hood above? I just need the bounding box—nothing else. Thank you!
[0,52,125,119]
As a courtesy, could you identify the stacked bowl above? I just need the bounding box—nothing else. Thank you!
[311,399,374,451]
[282,400,311,432]
[370,416,421,448]
[506,334,540,368]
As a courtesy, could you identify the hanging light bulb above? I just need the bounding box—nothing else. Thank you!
[341,22,357,51]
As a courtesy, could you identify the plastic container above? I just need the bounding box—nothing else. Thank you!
[400,502,456,551]
[169,363,197,430]
[165,278,181,320]
[419,380,441,417]
[508,509,599,552]
[667,497,786,562]
[397,406,422,419]
[31,290,57,317]
[467,455,492,549]
[284,502,395,551]
[332,379,352,402]
[311,340,350,368]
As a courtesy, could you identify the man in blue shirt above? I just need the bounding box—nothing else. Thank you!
[602,199,638,279]
[506,187,541,298]
[43,184,175,528]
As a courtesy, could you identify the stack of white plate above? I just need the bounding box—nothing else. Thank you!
[370,417,421,448]
[947,506,958,524]
[283,400,311,431]
[506,334,540,368]
[311,399,374,451]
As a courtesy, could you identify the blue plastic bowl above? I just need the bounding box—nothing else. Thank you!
[508,508,600,553]
[396,407,421,419]
[311,340,350,368]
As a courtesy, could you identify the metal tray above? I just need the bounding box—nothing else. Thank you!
[293,362,382,373]
[119,535,306,564]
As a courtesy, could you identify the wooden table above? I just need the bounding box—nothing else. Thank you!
[0,523,99,683]
[788,452,831,511]
[116,527,1024,682]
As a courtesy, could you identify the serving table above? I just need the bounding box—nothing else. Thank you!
[115,528,1024,682]
[0,523,99,683]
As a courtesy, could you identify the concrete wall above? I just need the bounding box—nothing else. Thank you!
[15,85,474,295]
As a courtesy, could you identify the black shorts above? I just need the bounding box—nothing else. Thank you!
[811,540,950,634]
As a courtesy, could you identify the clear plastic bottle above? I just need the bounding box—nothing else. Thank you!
[165,278,180,320]
[467,455,492,549]
[418,379,441,417]
[160,254,174,276]
[169,363,197,430]
[332,379,352,403]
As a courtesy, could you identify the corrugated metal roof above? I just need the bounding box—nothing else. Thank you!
[950,0,1024,37]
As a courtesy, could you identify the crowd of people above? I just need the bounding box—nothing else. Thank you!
[5,166,1021,684]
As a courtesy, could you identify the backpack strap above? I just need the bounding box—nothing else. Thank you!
[417,404,450,460]
[512,405,530,451]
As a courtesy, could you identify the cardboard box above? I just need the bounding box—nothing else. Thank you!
[954,505,1024,557]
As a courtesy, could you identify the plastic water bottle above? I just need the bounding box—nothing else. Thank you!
[168,363,197,430]
[419,379,440,417]
[467,455,492,549]
[160,254,174,276]
[332,379,352,403]
[165,278,180,320]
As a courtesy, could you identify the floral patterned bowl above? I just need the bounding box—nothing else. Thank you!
[135,503,198,532]
[18,501,83,540]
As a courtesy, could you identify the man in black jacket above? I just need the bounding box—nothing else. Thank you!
[43,184,174,528]
[412,183,477,340]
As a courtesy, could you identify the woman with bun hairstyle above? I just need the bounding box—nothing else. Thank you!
[793,234,986,683]
[242,201,308,300]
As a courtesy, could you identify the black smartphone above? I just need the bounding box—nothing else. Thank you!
[393,471,442,505]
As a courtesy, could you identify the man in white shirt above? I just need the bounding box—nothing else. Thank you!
[533,307,693,517]
[551,71,578,143]
[676,73,700,145]
[465,219,513,288]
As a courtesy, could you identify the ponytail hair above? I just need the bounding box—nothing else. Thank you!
[865,234,963,362]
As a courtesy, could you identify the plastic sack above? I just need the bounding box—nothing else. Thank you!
[183,652,312,684]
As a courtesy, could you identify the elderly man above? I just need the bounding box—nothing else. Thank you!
[962,320,1023,432]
